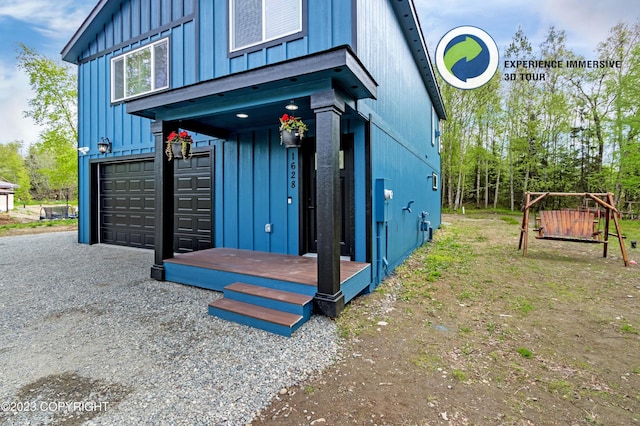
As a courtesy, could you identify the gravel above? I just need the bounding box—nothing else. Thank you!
[0,232,339,425]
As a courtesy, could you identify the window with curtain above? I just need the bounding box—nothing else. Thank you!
[230,0,303,52]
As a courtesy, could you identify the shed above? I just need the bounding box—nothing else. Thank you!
[0,180,18,212]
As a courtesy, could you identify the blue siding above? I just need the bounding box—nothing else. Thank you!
[212,129,298,255]
[75,0,190,244]
[199,0,353,80]
[356,0,442,285]
[268,131,291,254]
[253,140,271,252]
[172,27,185,87]
[74,0,196,241]
[238,133,254,249]
[222,139,239,248]
[78,0,193,62]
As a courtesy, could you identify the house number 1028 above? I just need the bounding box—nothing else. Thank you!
[290,151,296,189]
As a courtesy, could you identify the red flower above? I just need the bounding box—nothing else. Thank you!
[167,130,192,144]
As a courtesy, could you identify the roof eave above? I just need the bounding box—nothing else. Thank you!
[61,0,116,64]
[391,0,447,120]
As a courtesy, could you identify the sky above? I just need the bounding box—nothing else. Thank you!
[0,0,638,149]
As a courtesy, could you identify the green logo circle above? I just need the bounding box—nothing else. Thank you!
[435,26,499,89]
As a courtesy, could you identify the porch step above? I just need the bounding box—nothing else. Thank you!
[224,282,313,319]
[208,283,313,337]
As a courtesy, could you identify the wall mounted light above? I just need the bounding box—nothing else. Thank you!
[236,113,249,119]
[97,137,112,154]
[285,101,298,111]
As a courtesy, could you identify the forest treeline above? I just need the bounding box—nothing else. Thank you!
[439,23,640,214]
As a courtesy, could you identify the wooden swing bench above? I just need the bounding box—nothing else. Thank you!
[518,192,629,266]
[534,210,602,243]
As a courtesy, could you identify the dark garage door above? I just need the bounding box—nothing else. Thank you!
[99,160,156,249]
[99,155,212,251]
[174,154,213,253]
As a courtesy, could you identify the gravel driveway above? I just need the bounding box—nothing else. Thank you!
[0,232,338,425]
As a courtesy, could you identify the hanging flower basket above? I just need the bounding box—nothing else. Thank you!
[280,127,303,147]
[165,130,193,161]
[279,114,308,148]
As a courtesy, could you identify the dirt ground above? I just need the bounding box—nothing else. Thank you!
[0,207,77,236]
[254,213,640,425]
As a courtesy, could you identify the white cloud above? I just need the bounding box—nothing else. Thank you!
[0,0,92,149]
[0,61,45,147]
[0,0,90,41]
[415,0,640,57]
[414,0,541,53]
[539,0,640,55]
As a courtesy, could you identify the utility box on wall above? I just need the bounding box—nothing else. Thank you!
[375,178,392,223]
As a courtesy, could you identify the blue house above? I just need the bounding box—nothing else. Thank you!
[62,0,446,336]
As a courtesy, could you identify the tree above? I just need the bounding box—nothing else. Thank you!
[437,22,640,211]
[616,29,640,203]
[538,27,572,193]
[24,145,54,200]
[0,141,31,203]
[16,44,77,202]
[503,27,543,210]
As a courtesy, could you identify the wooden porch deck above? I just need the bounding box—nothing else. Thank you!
[164,248,371,293]
[164,248,372,336]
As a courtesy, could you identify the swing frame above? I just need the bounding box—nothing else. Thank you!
[518,192,630,267]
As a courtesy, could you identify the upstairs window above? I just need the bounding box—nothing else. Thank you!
[111,39,169,103]
[230,0,303,53]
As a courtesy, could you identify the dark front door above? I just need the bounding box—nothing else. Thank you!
[301,134,354,258]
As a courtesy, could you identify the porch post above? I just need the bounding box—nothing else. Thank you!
[311,89,345,317]
[150,120,174,280]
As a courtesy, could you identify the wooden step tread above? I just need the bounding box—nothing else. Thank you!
[209,298,302,327]
[225,282,313,306]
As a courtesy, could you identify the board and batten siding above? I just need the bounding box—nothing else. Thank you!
[75,0,356,158]
[77,0,195,62]
[75,0,198,244]
[356,0,437,159]
[198,0,354,80]
[356,0,442,280]
[213,129,299,256]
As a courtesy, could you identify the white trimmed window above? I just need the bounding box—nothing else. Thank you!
[431,107,436,146]
[432,172,439,191]
[230,0,303,52]
[111,38,169,102]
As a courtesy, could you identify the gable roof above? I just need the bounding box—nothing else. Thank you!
[61,0,116,64]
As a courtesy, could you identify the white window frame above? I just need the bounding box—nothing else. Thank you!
[431,107,436,147]
[111,38,170,103]
[229,0,303,53]
[432,172,439,191]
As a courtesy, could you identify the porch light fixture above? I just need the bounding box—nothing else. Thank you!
[285,101,298,111]
[97,137,112,154]
[236,113,249,119]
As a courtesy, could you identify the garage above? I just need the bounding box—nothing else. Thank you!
[97,155,212,251]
